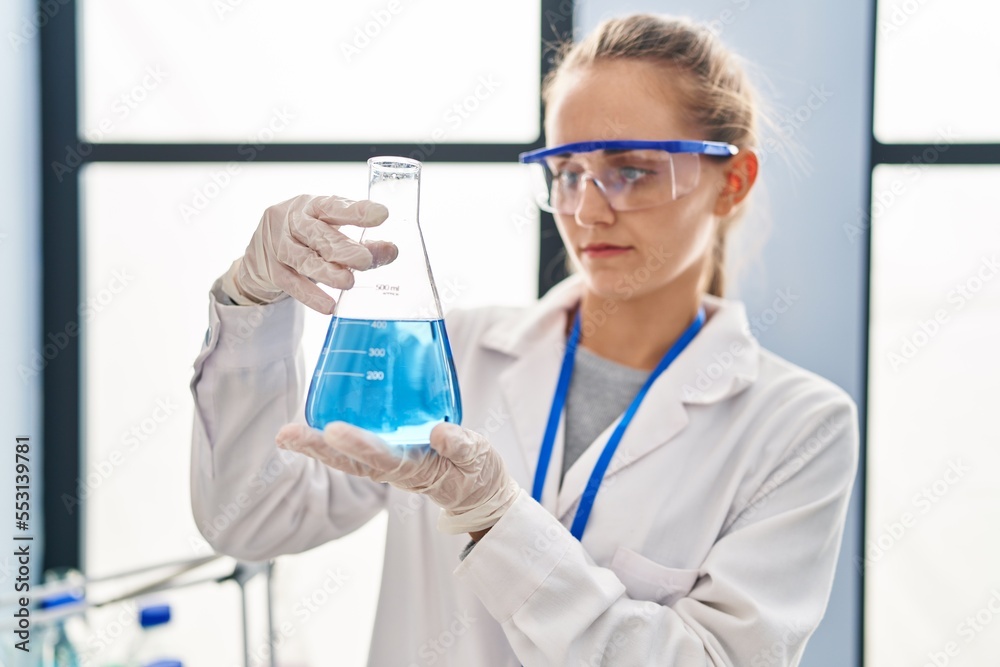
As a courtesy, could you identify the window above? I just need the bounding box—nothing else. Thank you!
[865,1,1000,664]
[873,0,1000,143]
[43,1,571,663]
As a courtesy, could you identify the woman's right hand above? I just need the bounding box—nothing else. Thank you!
[221,194,398,314]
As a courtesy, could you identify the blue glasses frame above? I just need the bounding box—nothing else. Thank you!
[518,139,739,163]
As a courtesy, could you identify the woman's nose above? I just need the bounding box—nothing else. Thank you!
[573,177,616,228]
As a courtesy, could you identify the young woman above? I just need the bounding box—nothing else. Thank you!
[190,14,858,666]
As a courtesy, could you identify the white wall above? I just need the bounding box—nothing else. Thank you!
[575,2,871,665]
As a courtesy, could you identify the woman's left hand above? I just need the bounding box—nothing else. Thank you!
[275,421,521,535]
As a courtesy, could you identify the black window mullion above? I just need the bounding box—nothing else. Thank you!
[537,0,573,296]
[871,141,1000,166]
[83,143,538,163]
[40,0,81,572]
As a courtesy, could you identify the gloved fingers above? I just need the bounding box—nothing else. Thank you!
[323,422,431,481]
[268,262,338,315]
[429,422,487,467]
[275,237,356,290]
[291,248,357,291]
[275,423,376,478]
[361,240,399,270]
[290,216,375,271]
[304,195,389,228]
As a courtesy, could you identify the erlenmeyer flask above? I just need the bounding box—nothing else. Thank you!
[305,157,462,445]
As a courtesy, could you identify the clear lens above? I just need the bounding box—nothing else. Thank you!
[537,149,702,214]
[669,152,701,200]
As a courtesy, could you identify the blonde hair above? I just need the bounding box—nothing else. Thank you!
[542,14,763,298]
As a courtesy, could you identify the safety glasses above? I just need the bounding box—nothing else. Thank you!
[519,140,738,214]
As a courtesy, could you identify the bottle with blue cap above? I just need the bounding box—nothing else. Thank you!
[39,589,86,667]
[124,604,182,667]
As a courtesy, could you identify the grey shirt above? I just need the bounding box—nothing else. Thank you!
[460,344,649,561]
[561,344,649,484]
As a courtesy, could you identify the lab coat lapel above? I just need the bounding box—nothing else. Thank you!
[554,381,690,521]
[555,295,760,521]
[479,278,760,524]
[495,329,567,515]
[479,275,585,516]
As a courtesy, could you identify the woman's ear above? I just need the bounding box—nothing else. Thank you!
[713,148,759,216]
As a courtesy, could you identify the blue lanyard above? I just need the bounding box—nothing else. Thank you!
[531,303,706,541]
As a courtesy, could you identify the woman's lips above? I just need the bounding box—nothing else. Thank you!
[581,244,632,258]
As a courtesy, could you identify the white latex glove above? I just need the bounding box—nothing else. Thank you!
[222,194,398,314]
[275,421,521,535]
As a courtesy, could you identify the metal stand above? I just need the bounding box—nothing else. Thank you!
[0,555,276,666]
[230,560,276,667]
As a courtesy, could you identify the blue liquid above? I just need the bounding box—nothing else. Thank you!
[305,318,462,445]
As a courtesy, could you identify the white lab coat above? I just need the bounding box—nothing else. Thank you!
[189,272,858,667]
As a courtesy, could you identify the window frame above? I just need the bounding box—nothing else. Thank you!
[862,0,1000,663]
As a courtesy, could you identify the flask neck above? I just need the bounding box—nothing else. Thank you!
[335,157,442,321]
[368,158,421,229]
